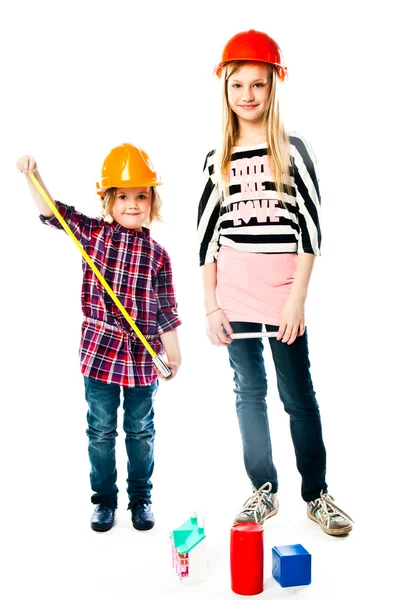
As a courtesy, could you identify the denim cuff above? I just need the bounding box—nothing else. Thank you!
[91,495,118,509]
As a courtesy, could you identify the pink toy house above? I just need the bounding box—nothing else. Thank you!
[170,513,207,581]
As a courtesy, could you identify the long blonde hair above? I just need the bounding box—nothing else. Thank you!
[220,61,291,200]
[100,187,162,225]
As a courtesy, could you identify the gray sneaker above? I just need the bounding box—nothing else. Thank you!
[234,482,279,525]
[307,492,353,536]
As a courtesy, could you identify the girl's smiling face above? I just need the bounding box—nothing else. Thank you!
[227,62,272,125]
[111,187,152,230]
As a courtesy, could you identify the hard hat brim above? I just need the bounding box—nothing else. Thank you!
[96,179,162,196]
[215,59,287,80]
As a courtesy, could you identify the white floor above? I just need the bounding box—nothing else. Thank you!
[3,485,395,600]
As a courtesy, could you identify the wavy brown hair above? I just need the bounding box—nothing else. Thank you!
[221,61,291,200]
[100,187,162,225]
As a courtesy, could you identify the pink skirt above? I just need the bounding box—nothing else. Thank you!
[216,246,297,326]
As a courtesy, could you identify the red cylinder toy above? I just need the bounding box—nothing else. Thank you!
[230,522,264,595]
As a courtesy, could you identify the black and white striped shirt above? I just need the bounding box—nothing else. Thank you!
[197,133,321,266]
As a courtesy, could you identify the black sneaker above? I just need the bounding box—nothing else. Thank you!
[90,504,116,532]
[128,500,155,530]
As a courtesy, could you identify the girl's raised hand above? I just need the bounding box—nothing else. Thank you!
[277,295,305,345]
[206,308,233,346]
[16,155,37,173]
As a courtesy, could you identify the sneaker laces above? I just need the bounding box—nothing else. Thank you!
[240,482,273,523]
[312,492,354,526]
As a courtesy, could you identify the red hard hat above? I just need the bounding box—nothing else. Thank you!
[215,29,287,81]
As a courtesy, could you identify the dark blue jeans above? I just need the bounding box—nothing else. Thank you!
[228,322,327,502]
[84,376,159,508]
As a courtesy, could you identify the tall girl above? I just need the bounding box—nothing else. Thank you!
[197,30,353,536]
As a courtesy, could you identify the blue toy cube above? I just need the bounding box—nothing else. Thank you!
[272,544,311,587]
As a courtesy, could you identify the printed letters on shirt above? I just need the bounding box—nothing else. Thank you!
[230,155,280,226]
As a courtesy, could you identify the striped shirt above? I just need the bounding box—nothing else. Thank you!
[197,133,321,265]
[40,202,181,387]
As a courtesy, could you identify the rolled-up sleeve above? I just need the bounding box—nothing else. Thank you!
[154,252,182,334]
[39,201,99,243]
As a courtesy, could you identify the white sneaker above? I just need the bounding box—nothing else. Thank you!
[234,482,279,525]
[307,492,353,536]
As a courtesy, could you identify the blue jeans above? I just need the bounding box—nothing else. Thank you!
[228,322,327,502]
[84,376,159,507]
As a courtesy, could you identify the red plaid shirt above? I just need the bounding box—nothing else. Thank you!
[41,202,182,387]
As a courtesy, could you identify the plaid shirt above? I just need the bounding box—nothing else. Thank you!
[40,202,182,387]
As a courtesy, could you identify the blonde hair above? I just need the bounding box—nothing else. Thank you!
[100,187,162,225]
[221,61,291,201]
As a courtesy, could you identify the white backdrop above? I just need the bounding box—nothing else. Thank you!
[2,1,399,598]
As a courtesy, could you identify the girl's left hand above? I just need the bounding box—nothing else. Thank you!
[156,360,180,381]
[277,295,305,345]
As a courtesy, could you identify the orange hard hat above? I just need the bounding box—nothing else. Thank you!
[215,29,287,81]
[96,143,161,195]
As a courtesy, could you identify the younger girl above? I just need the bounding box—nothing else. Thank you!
[197,30,353,536]
[17,144,182,532]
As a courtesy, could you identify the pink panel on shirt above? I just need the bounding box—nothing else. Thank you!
[216,246,297,325]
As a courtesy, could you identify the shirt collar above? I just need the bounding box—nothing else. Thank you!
[110,223,151,238]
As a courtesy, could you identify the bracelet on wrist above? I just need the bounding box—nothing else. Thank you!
[206,307,221,317]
